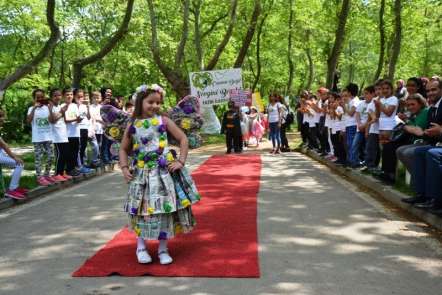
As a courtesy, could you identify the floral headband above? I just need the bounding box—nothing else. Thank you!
[134,84,166,99]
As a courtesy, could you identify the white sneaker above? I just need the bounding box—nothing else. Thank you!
[158,250,173,265]
[136,248,152,264]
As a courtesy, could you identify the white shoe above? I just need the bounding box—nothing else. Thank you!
[158,250,173,265]
[136,248,152,264]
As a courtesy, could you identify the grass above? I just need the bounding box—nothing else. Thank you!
[394,166,415,196]
[1,151,39,196]
[20,152,36,171]
[201,134,225,146]
[2,175,38,190]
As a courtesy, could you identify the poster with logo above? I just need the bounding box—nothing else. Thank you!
[189,69,243,106]
[229,89,252,107]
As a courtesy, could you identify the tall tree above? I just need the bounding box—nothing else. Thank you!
[387,0,402,81]
[204,0,239,70]
[305,30,314,91]
[0,0,60,99]
[286,0,295,94]
[147,0,261,97]
[373,0,385,82]
[233,0,261,68]
[251,1,272,91]
[325,0,351,89]
[147,0,193,98]
[72,0,135,88]
[192,0,229,70]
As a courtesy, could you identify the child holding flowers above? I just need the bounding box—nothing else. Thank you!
[119,84,200,265]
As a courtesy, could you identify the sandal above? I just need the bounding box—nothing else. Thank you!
[136,248,152,264]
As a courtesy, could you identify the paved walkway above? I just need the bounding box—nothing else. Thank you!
[0,145,441,295]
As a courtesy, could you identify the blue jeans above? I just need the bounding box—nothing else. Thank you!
[412,146,442,200]
[349,131,365,166]
[269,122,281,149]
[89,135,99,164]
[101,136,112,163]
[345,125,357,163]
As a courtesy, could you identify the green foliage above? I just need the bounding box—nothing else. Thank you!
[201,133,225,145]
[1,0,442,142]
[3,175,38,190]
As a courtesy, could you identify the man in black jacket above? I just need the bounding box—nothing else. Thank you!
[402,80,442,213]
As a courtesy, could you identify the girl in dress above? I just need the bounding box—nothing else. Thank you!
[248,106,264,146]
[119,84,200,265]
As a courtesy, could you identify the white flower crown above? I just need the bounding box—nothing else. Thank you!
[135,84,165,97]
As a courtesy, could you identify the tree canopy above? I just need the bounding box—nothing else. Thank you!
[1,0,441,106]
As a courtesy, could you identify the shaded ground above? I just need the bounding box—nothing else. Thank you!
[0,139,441,295]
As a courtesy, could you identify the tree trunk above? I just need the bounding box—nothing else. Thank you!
[59,35,66,86]
[0,0,60,99]
[72,0,135,88]
[348,40,354,82]
[175,0,190,68]
[147,0,190,98]
[233,0,261,68]
[325,0,351,89]
[204,0,238,70]
[286,0,295,94]
[192,0,204,70]
[47,46,56,80]
[373,0,385,82]
[252,1,272,91]
[387,0,402,81]
[306,33,314,91]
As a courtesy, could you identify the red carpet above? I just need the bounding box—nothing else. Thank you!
[72,154,261,277]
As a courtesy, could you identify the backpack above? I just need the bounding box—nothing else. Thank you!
[285,108,294,125]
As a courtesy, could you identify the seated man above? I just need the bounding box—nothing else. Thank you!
[401,80,442,210]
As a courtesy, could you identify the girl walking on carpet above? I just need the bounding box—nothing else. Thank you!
[119,84,200,265]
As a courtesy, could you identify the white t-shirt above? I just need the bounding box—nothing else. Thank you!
[90,104,103,134]
[78,104,90,130]
[366,101,379,134]
[334,106,346,132]
[344,97,360,127]
[379,96,398,131]
[356,100,369,125]
[51,105,68,143]
[27,106,53,143]
[313,100,322,123]
[267,102,281,123]
[64,103,80,138]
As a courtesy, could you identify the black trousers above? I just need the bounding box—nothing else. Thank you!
[67,137,80,172]
[280,123,289,149]
[226,129,242,152]
[300,122,309,144]
[331,131,346,164]
[318,117,330,153]
[308,126,319,149]
[79,129,89,165]
[54,142,70,175]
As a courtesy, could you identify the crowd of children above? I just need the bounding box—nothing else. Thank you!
[297,76,442,215]
[1,86,134,200]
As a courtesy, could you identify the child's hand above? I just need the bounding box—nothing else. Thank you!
[13,156,23,165]
[61,105,68,114]
[76,116,82,123]
[168,161,183,173]
[122,167,133,182]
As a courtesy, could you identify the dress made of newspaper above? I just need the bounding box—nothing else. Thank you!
[124,114,201,240]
